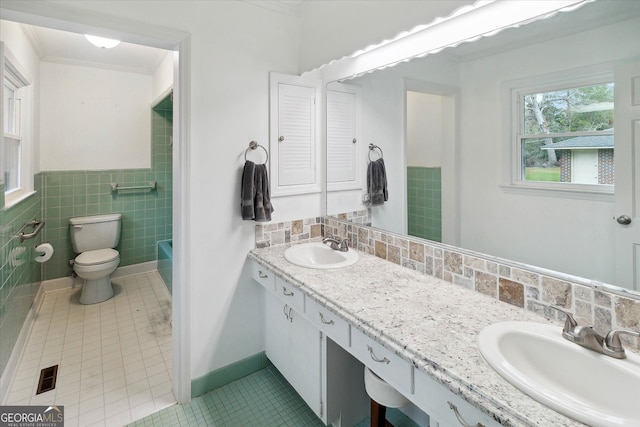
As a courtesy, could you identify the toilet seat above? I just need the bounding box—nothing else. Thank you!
[75,248,119,266]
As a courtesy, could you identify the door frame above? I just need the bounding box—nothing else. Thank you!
[0,2,193,403]
[404,79,460,246]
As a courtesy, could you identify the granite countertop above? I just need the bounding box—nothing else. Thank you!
[248,242,588,427]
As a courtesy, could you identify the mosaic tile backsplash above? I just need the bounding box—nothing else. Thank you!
[255,215,639,351]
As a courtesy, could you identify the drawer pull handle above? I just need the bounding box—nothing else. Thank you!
[367,345,390,364]
[288,307,293,322]
[447,401,485,427]
[282,287,294,297]
[283,304,289,320]
[319,313,335,325]
[258,271,268,279]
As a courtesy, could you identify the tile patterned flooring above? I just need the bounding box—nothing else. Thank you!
[4,271,174,427]
[6,270,420,426]
[130,365,419,427]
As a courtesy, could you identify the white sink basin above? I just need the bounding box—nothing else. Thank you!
[284,242,358,269]
[478,321,640,426]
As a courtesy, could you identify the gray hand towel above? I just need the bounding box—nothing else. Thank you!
[367,158,388,206]
[241,161,274,221]
[241,160,256,220]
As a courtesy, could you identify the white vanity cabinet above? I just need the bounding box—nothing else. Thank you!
[413,369,503,427]
[264,290,324,420]
[253,261,369,426]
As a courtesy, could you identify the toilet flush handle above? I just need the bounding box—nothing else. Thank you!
[73,225,83,229]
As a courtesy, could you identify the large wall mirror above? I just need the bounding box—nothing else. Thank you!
[325,0,640,293]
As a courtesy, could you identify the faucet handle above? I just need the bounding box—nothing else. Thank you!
[549,305,578,334]
[604,329,640,353]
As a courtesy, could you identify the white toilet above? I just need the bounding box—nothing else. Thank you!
[69,213,122,305]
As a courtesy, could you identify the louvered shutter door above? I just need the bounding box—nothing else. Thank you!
[278,83,316,186]
[327,90,357,184]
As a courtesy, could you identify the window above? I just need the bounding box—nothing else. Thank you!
[514,79,614,191]
[4,76,22,193]
[2,46,32,205]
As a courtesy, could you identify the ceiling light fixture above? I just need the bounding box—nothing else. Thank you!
[84,34,121,49]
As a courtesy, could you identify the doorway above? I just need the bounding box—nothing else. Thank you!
[0,2,191,418]
[405,87,457,245]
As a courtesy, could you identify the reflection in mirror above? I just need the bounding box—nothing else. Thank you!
[325,0,640,293]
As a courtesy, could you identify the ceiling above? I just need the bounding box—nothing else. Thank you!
[19,24,168,74]
[7,0,640,75]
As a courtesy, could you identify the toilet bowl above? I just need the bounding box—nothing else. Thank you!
[74,248,120,304]
[69,214,122,305]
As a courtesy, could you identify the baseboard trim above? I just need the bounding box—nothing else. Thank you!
[191,352,271,398]
[112,261,158,278]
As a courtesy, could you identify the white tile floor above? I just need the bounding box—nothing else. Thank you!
[5,271,175,427]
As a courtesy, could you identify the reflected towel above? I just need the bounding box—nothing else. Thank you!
[241,161,274,221]
[367,158,388,206]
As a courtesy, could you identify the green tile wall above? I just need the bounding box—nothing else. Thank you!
[0,175,43,378]
[41,108,173,280]
[407,167,441,242]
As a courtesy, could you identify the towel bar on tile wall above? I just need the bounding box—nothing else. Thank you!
[110,181,157,193]
[16,219,46,243]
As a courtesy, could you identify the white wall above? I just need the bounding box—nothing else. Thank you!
[39,62,152,170]
[407,91,442,168]
[152,51,173,102]
[457,18,640,283]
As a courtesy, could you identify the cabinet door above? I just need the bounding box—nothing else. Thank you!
[264,292,323,420]
[270,73,321,196]
[327,86,361,191]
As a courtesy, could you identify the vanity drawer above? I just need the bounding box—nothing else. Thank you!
[350,327,412,395]
[413,369,502,427]
[275,276,305,313]
[306,298,350,348]
[252,261,276,292]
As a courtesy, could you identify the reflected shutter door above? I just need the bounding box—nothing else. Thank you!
[327,90,357,184]
[278,83,316,186]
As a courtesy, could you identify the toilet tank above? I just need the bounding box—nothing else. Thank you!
[69,214,122,253]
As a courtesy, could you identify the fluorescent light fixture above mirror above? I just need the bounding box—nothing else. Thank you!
[317,0,593,83]
[84,34,121,49]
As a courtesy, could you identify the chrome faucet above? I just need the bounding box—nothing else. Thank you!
[322,236,349,252]
[550,306,639,359]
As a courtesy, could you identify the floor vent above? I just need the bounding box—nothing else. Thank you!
[36,365,58,395]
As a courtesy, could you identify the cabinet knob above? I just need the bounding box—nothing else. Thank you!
[278,136,285,142]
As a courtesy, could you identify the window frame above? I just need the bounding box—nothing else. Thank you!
[2,43,34,208]
[504,69,615,200]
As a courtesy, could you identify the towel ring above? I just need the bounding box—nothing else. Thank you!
[244,140,269,164]
[368,143,383,162]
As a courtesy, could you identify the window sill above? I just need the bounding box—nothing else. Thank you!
[501,182,613,202]
[2,190,37,211]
